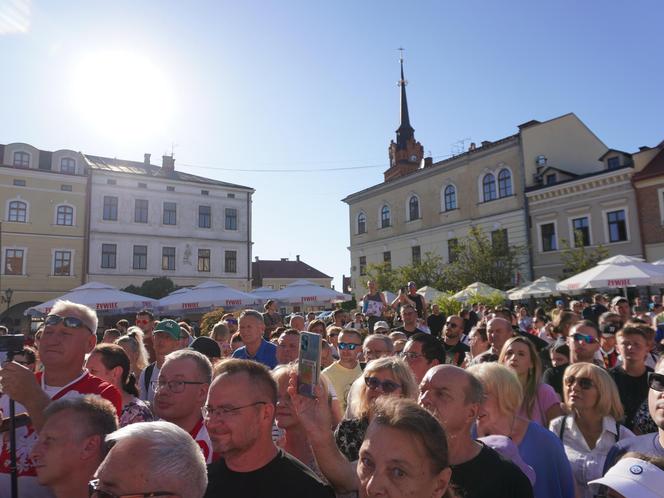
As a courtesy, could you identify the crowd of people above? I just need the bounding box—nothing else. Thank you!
[0,280,663,497]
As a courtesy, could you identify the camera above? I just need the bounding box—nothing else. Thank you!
[0,335,24,364]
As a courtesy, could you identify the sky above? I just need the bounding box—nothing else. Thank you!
[1,0,663,290]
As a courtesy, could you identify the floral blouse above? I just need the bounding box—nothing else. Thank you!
[334,416,369,462]
[120,397,154,427]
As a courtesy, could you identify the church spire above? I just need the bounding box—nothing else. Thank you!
[396,49,414,150]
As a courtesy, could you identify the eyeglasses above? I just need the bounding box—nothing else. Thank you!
[135,319,151,325]
[445,322,459,328]
[202,401,267,419]
[151,380,206,394]
[648,372,664,392]
[88,479,176,498]
[400,351,424,360]
[338,342,361,351]
[45,314,93,333]
[365,376,401,393]
[572,333,598,344]
[564,376,594,390]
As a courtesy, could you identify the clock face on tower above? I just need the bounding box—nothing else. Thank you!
[409,154,418,162]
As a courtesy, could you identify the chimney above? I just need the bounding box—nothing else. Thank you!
[255,256,259,262]
[281,258,288,261]
[469,142,476,151]
[144,153,151,165]
[296,254,300,262]
[162,155,175,173]
[639,146,650,152]
[423,157,433,168]
[481,140,492,147]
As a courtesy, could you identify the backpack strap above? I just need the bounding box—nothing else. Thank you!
[558,415,567,440]
[144,362,155,396]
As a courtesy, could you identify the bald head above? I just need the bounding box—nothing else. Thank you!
[487,317,514,353]
[423,365,484,405]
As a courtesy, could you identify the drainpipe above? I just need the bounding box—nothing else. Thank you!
[247,191,253,291]
[518,134,535,280]
[83,166,92,284]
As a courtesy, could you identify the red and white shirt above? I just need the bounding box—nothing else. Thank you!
[189,417,213,464]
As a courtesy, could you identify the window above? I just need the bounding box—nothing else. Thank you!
[412,246,421,265]
[198,249,211,272]
[380,205,391,228]
[546,174,556,185]
[199,206,212,228]
[162,247,176,270]
[482,173,496,202]
[13,179,25,187]
[163,202,177,225]
[201,190,209,196]
[53,251,71,276]
[225,208,238,230]
[359,256,367,276]
[448,238,458,263]
[138,182,147,189]
[607,210,627,242]
[498,169,512,198]
[383,251,391,270]
[61,185,72,192]
[56,205,74,226]
[357,213,367,234]
[133,245,148,270]
[572,217,590,247]
[540,223,557,252]
[491,229,508,252]
[8,201,27,222]
[408,196,420,221]
[107,179,117,185]
[227,193,235,199]
[60,158,76,174]
[103,196,118,221]
[166,186,175,192]
[607,157,620,170]
[101,244,117,269]
[134,199,149,223]
[4,249,24,275]
[225,250,237,273]
[444,185,456,211]
[13,151,29,167]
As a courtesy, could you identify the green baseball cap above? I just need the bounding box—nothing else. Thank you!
[154,319,182,340]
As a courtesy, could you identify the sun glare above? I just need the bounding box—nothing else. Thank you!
[70,50,175,141]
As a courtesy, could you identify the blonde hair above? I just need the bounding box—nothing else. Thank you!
[499,336,542,419]
[116,328,149,372]
[563,362,624,421]
[346,357,417,419]
[467,362,523,417]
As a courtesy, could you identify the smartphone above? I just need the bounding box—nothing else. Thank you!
[297,332,321,398]
[0,413,31,433]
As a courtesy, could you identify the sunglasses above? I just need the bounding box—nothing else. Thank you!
[135,318,151,325]
[45,314,93,333]
[564,376,594,390]
[648,372,664,392]
[572,333,598,344]
[445,322,459,328]
[338,342,360,350]
[365,376,401,393]
[88,479,175,497]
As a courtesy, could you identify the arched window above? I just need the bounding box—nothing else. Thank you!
[13,151,30,168]
[8,201,27,222]
[380,205,391,228]
[498,168,512,198]
[56,205,74,226]
[357,212,367,234]
[408,196,420,221]
[483,173,497,202]
[60,157,76,174]
[444,185,457,211]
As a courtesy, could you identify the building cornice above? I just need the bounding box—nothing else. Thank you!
[526,169,632,204]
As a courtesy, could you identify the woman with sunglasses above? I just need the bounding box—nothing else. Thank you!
[549,363,634,498]
[499,336,563,426]
[334,356,417,461]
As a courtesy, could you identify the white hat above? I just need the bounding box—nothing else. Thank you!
[373,321,390,332]
[589,457,664,498]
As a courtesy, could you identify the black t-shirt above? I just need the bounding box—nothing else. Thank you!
[391,326,426,339]
[609,365,653,430]
[409,293,425,318]
[542,364,567,398]
[427,313,446,337]
[442,341,470,366]
[451,443,534,498]
[205,449,334,498]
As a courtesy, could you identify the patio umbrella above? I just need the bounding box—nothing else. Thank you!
[452,282,507,302]
[25,282,155,316]
[557,255,664,291]
[272,279,351,306]
[508,277,560,300]
[157,281,257,313]
[249,287,280,302]
[417,286,443,302]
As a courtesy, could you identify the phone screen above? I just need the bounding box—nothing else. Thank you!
[297,332,321,398]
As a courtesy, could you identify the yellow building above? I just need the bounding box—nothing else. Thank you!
[0,142,87,330]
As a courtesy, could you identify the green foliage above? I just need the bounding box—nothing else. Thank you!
[123,277,178,300]
[434,290,506,316]
[200,308,227,336]
[365,262,400,294]
[340,298,357,311]
[434,292,464,316]
[560,232,610,276]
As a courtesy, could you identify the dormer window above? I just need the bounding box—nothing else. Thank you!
[13,151,30,168]
[60,157,76,174]
[607,157,620,170]
[546,174,556,185]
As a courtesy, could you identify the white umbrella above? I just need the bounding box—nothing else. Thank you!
[557,254,664,291]
[249,287,280,302]
[508,277,560,300]
[157,281,257,313]
[272,279,350,306]
[652,258,664,265]
[25,281,155,316]
[453,282,507,302]
[417,286,443,302]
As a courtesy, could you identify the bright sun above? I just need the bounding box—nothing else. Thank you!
[70,50,175,141]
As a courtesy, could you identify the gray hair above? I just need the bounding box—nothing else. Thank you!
[50,299,98,333]
[239,309,264,323]
[363,334,394,353]
[164,349,212,383]
[105,421,207,498]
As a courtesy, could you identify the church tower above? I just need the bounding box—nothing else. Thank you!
[384,52,424,182]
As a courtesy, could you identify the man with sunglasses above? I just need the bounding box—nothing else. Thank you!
[604,356,664,471]
[567,320,603,365]
[135,309,156,363]
[138,319,185,404]
[322,329,363,412]
[0,300,122,498]
[442,315,470,367]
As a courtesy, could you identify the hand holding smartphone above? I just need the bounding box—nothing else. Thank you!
[297,332,321,398]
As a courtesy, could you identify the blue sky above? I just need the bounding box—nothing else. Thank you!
[1,0,662,289]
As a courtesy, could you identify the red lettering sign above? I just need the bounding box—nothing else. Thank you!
[608,279,631,287]
[96,302,118,310]
[182,303,199,310]
[301,296,317,302]
[225,299,241,306]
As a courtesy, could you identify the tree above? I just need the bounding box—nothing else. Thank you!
[123,277,178,299]
[444,226,525,290]
[200,308,227,336]
[560,231,609,276]
[397,253,448,290]
[365,262,400,294]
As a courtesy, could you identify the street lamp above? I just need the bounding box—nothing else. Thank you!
[1,288,13,309]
